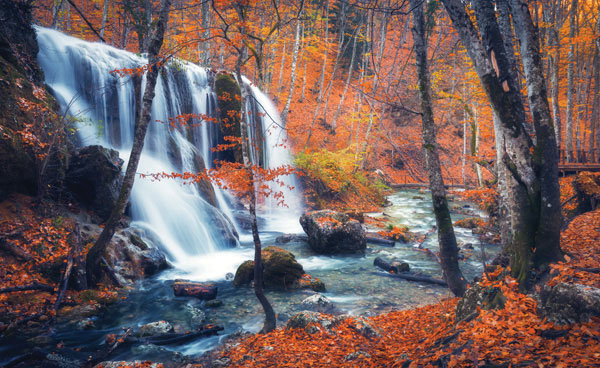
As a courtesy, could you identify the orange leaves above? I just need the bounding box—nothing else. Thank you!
[213,208,600,368]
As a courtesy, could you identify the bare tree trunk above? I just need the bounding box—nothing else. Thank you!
[321,5,348,126]
[411,0,466,297]
[86,0,172,287]
[332,20,362,134]
[235,51,276,336]
[304,0,330,149]
[100,0,109,39]
[276,36,287,97]
[199,0,211,66]
[471,104,483,187]
[299,22,307,103]
[565,0,577,162]
[280,8,303,127]
[546,0,562,153]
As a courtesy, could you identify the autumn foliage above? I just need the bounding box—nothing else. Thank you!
[211,208,600,367]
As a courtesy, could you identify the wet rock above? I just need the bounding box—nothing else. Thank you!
[540,283,600,325]
[262,246,304,288]
[57,302,104,324]
[94,362,164,368]
[275,233,308,244]
[300,294,335,313]
[65,145,123,221]
[76,318,96,330]
[205,299,224,308]
[454,217,483,230]
[234,247,319,291]
[212,357,232,367]
[80,225,170,286]
[185,305,206,325]
[345,351,371,361]
[137,320,174,337]
[351,317,382,339]
[233,260,254,287]
[286,311,342,334]
[299,210,366,254]
[172,280,218,300]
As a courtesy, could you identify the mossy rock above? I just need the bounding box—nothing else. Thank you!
[233,247,323,291]
[233,260,254,287]
[214,73,242,163]
[454,217,484,230]
[262,246,305,289]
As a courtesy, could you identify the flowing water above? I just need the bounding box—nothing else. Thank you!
[0,28,497,363]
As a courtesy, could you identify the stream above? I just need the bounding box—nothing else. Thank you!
[0,190,497,364]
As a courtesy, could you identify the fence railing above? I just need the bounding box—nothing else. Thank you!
[558,149,600,165]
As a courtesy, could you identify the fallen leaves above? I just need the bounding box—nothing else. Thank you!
[214,208,600,367]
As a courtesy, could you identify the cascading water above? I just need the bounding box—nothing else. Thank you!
[35,27,304,278]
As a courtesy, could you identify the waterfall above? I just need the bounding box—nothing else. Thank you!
[35,27,303,273]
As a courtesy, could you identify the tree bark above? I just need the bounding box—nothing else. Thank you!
[411,0,466,297]
[508,0,563,267]
[332,20,362,134]
[565,0,577,162]
[441,0,562,290]
[86,0,172,287]
[280,8,303,127]
[233,4,276,333]
[235,61,276,335]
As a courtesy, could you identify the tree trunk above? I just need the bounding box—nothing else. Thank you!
[565,0,577,162]
[100,0,109,39]
[508,0,563,267]
[411,0,466,297]
[86,0,172,287]
[332,20,362,134]
[441,0,562,290]
[199,0,211,66]
[235,56,276,335]
[280,10,303,127]
[304,0,331,150]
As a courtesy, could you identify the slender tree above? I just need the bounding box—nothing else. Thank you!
[410,0,466,297]
[86,0,172,286]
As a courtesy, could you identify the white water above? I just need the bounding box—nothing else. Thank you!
[36,27,303,275]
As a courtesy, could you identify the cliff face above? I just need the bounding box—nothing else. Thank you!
[0,0,66,200]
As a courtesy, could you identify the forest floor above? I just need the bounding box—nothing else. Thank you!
[204,208,600,368]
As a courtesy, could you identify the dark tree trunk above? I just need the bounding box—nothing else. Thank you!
[410,0,466,297]
[234,4,276,333]
[86,0,172,287]
[440,0,562,290]
[507,0,562,267]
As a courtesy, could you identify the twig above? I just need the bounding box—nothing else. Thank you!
[0,283,54,294]
[64,0,106,43]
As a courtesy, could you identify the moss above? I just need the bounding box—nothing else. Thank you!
[233,260,254,287]
[215,73,242,163]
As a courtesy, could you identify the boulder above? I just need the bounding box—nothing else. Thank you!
[95,362,164,368]
[172,280,218,300]
[300,294,335,313]
[299,210,366,254]
[233,260,255,287]
[233,247,325,291]
[263,246,304,288]
[540,283,600,325]
[65,145,123,220]
[275,233,308,245]
[137,320,174,337]
[94,227,169,285]
[286,311,343,334]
